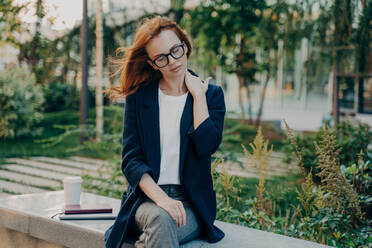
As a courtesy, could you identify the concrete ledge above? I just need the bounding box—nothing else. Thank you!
[0,226,65,248]
[0,191,332,248]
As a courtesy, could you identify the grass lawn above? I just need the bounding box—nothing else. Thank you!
[0,107,122,159]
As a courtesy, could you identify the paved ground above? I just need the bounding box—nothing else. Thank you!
[0,153,299,197]
[0,156,110,197]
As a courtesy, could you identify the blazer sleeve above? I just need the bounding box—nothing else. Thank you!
[187,85,226,158]
[121,92,153,194]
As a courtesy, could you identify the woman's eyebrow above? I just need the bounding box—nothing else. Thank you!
[154,43,180,57]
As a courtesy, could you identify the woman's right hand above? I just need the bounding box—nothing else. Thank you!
[155,196,186,227]
[138,174,187,227]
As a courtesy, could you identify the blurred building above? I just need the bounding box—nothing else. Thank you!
[223,39,372,131]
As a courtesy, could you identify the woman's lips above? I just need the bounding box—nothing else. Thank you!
[170,65,182,72]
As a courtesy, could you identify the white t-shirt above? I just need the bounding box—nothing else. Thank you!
[157,87,188,185]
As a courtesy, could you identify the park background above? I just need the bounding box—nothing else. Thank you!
[0,0,371,247]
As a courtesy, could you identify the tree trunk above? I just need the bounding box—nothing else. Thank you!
[236,34,247,121]
[277,40,284,108]
[237,75,246,120]
[73,69,78,90]
[80,0,89,144]
[255,55,271,128]
[96,0,104,142]
[332,53,339,130]
[244,80,253,124]
[61,54,71,83]
[67,68,79,108]
[108,64,115,106]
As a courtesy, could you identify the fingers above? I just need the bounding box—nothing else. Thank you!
[162,199,186,227]
[179,203,186,226]
[185,70,191,81]
[175,203,182,227]
[185,71,211,95]
[174,201,186,227]
[204,76,212,85]
[170,207,180,226]
[166,207,178,225]
[187,70,212,84]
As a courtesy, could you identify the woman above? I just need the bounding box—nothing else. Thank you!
[104,16,226,248]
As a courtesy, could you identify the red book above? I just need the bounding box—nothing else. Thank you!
[64,204,112,214]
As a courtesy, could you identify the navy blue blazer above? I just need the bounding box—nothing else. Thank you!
[104,69,226,248]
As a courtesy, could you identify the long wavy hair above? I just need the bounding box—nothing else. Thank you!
[104,16,192,102]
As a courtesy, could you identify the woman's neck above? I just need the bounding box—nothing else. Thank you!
[159,74,188,96]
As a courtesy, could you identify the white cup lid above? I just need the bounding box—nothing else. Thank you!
[63,176,82,183]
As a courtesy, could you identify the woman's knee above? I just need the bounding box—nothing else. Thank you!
[150,207,176,228]
[136,202,177,231]
[134,206,179,248]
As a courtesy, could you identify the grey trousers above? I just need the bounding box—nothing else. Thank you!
[133,184,201,248]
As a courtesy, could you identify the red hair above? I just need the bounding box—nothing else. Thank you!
[104,16,192,101]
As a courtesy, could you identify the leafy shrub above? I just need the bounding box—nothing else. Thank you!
[338,122,372,165]
[35,106,124,158]
[314,126,363,221]
[341,151,372,219]
[285,123,371,247]
[42,81,77,112]
[102,105,124,135]
[0,66,44,139]
[211,124,372,247]
[282,121,372,183]
[41,80,112,113]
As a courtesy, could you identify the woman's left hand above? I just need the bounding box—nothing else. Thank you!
[184,71,211,97]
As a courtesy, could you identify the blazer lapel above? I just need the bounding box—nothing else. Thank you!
[138,79,194,184]
[179,93,193,182]
[139,80,161,181]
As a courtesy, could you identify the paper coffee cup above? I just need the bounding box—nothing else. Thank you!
[63,176,82,205]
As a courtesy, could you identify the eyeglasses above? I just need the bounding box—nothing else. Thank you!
[150,43,185,68]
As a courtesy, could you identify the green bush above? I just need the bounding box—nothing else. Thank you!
[102,105,124,135]
[341,151,372,219]
[42,81,77,112]
[35,106,124,159]
[212,126,372,247]
[338,122,372,165]
[283,123,372,247]
[282,121,372,183]
[41,80,112,113]
[0,66,44,139]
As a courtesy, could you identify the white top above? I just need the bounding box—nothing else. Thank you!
[157,87,188,185]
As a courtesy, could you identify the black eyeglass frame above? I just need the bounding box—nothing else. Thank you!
[149,42,186,68]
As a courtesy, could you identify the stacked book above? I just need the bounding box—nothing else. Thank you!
[58,203,116,220]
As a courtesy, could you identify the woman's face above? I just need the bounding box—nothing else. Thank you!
[145,29,188,78]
